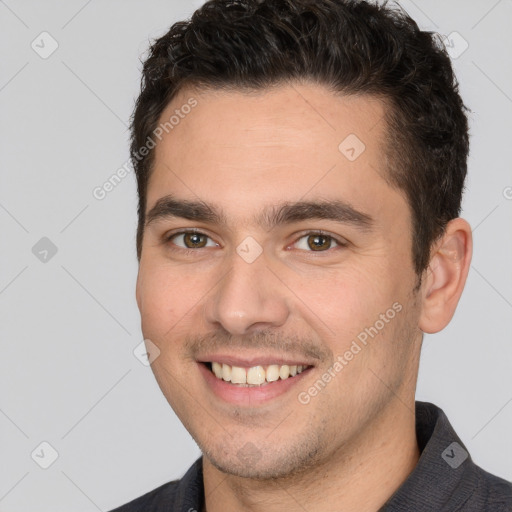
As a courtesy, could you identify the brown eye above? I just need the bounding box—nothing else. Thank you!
[167,231,217,250]
[293,232,346,252]
[183,232,208,248]
[307,234,333,251]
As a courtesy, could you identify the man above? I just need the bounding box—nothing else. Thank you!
[110,0,512,510]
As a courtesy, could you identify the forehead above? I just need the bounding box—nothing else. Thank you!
[154,82,388,162]
[147,82,404,229]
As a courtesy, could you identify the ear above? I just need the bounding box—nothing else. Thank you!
[418,218,472,334]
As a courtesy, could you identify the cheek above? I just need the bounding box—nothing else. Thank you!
[136,264,196,339]
[295,261,411,370]
[293,266,389,334]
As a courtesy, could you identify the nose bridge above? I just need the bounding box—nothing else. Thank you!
[205,245,289,335]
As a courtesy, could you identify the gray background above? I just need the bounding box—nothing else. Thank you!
[1,0,511,510]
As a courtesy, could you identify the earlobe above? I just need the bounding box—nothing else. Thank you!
[418,218,473,334]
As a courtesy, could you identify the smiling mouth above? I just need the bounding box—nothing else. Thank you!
[203,362,312,386]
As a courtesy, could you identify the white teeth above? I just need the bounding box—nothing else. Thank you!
[209,362,309,385]
[247,366,266,385]
[222,363,231,382]
[230,366,247,384]
[212,362,223,379]
[266,365,280,382]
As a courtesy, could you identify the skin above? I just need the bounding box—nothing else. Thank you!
[135,81,472,512]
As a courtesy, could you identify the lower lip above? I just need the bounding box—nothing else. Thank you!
[198,363,312,406]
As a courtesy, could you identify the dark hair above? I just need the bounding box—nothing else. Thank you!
[131,0,469,279]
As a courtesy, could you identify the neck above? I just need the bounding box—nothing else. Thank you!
[202,399,420,512]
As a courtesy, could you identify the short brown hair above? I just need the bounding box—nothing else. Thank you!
[130,0,470,277]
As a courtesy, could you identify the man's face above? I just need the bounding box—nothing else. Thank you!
[136,82,424,479]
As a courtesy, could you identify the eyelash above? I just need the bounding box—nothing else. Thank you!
[163,229,348,255]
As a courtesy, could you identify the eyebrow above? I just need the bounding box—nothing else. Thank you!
[145,194,374,232]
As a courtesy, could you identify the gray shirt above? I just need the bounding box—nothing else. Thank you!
[110,401,512,511]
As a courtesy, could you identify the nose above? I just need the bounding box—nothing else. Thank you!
[204,246,290,336]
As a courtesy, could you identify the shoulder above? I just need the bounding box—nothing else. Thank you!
[108,479,181,512]
[107,457,204,512]
[464,464,512,511]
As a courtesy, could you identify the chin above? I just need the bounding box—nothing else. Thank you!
[201,434,324,481]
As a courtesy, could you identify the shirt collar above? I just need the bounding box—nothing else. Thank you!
[379,401,479,510]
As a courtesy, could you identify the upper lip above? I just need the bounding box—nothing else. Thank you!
[196,353,316,368]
